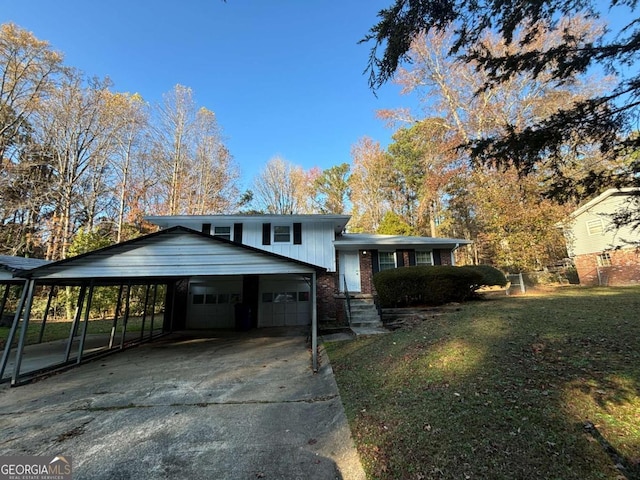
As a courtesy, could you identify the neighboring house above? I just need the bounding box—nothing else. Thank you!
[564,188,640,286]
[1,214,469,381]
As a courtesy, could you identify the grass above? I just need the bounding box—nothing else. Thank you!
[0,316,150,350]
[325,286,640,480]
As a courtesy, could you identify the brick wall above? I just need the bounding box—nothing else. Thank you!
[439,249,452,266]
[316,272,338,323]
[360,250,375,294]
[574,248,640,286]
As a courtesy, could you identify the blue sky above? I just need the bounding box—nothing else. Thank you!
[0,1,408,190]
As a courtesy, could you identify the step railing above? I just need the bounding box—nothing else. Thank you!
[342,276,352,326]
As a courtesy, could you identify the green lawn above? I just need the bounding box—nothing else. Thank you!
[325,286,640,480]
[0,316,149,350]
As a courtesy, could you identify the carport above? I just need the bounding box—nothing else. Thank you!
[0,227,324,386]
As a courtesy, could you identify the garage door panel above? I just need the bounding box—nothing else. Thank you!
[187,278,242,329]
[259,277,310,327]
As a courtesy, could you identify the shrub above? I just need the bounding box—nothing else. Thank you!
[460,265,507,291]
[373,266,483,307]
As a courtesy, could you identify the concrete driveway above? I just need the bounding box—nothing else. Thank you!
[0,330,366,479]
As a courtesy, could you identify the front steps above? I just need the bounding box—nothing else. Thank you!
[347,298,388,336]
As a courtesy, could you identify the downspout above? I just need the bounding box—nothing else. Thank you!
[451,243,460,266]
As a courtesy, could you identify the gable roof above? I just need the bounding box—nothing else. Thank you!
[570,187,639,218]
[334,233,471,250]
[21,226,325,282]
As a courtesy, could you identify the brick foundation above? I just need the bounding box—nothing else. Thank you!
[574,248,640,286]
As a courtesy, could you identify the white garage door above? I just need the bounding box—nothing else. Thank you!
[187,277,242,329]
[259,276,311,327]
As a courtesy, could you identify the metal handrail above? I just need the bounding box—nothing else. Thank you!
[343,276,352,326]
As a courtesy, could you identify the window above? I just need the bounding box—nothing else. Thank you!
[378,251,396,271]
[597,252,612,267]
[213,226,231,240]
[415,251,433,266]
[205,293,217,304]
[586,219,605,236]
[273,225,291,243]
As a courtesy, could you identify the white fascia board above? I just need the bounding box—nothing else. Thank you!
[334,234,472,250]
[570,188,640,218]
[144,214,351,233]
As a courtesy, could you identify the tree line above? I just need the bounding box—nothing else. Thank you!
[1,18,633,272]
[0,23,241,260]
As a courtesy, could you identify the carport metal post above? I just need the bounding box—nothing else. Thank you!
[149,283,158,340]
[76,282,95,364]
[0,280,30,381]
[139,284,150,341]
[11,279,36,385]
[108,284,124,349]
[0,283,10,319]
[37,286,56,344]
[169,282,176,332]
[65,285,87,362]
[120,281,132,349]
[311,272,318,372]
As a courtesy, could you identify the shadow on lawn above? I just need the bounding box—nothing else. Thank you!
[333,287,640,479]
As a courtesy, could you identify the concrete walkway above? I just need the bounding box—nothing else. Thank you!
[0,330,366,479]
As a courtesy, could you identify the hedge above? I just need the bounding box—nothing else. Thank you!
[373,265,484,307]
[460,264,507,288]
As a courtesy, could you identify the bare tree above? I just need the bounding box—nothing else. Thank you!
[188,107,240,214]
[33,72,120,259]
[252,156,310,214]
[0,23,65,162]
[108,92,149,242]
[347,137,391,232]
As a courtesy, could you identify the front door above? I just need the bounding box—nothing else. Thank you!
[339,251,361,293]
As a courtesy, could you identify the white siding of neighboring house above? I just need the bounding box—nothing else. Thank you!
[569,193,639,256]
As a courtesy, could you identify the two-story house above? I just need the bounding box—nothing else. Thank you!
[143,214,470,329]
[563,188,640,285]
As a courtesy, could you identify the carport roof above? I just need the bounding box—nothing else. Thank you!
[20,226,325,282]
[0,255,51,281]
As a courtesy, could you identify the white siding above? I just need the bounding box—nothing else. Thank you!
[569,194,639,256]
[29,232,315,280]
[163,219,337,271]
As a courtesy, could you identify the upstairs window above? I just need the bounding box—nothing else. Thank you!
[586,219,605,236]
[378,251,396,271]
[213,226,231,240]
[415,251,433,266]
[273,225,291,243]
[597,252,612,267]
